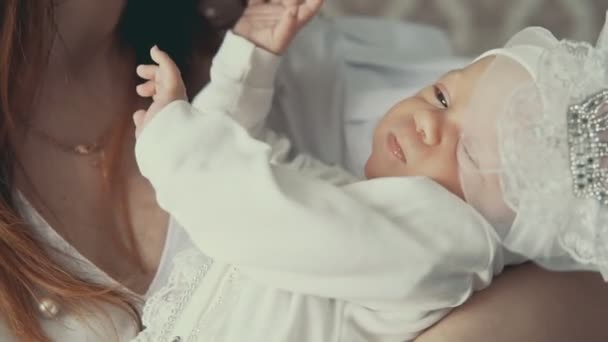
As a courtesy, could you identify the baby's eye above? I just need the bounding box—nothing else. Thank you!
[433,85,449,108]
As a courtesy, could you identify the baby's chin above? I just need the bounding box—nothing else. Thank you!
[363,156,382,180]
[363,159,376,180]
[364,155,406,180]
[365,155,466,200]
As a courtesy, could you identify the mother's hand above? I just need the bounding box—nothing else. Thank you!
[415,263,608,342]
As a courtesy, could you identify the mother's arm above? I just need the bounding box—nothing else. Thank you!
[415,263,608,342]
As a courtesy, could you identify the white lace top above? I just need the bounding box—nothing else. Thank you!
[131,29,511,342]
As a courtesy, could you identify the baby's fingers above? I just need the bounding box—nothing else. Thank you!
[133,110,147,127]
[297,0,323,24]
[150,46,182,86]
[136,80,156,98]
[133,109,147,138]
[272,6,298,52]
[137,64,158,81]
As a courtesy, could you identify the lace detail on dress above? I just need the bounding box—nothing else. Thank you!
[134,247,245,342]
[185,267,241,341]
[134,249,245,342]
[135,248,213,342]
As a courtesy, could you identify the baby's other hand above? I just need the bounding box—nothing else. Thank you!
[234,0,324,55]
[133,46,187,138]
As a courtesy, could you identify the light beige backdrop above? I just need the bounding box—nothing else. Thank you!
[323,0,607,55]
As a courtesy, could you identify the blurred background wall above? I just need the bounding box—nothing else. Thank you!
[201,0,608,56]
[323,0,607,55]
[202,0,607,56]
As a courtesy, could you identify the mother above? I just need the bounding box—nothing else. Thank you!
[0,0,606,341]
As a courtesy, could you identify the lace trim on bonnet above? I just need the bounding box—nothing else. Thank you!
[458,12,608,279]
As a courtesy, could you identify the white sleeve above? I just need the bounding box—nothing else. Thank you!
[135,97,500,311]
[191,31,279,139]
[190,30,358,185]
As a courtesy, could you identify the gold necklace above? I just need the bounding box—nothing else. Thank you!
[19,119,114,180]
[27,125,109,156]
[16,110,116,156]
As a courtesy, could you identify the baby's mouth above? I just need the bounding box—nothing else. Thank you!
[387,133,406,164]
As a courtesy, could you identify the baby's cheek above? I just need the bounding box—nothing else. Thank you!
[365,131,389,179]
[417,149,463,198]
[441,152,465,198]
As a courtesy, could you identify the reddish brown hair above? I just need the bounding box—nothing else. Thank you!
[0,0,221,340]
[0,1,144,341]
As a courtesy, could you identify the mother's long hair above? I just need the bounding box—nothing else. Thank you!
[0,1,220,340]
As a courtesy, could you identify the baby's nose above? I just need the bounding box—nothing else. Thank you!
[414,110,442,146]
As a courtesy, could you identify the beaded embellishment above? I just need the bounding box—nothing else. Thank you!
[567,89,608,204]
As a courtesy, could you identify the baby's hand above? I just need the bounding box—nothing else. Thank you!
[133,46,187,138]
[234,0,324,55]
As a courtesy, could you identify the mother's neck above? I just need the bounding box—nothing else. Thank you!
[46,33,134,89]
[30,2,141,147]
[48,0,131,80]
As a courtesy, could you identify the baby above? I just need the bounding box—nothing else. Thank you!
[131,1,600,341]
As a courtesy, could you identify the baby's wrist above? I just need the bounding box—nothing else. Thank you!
[230,30,285,56]
[214,31,282,88]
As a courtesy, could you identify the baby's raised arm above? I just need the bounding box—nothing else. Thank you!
[133,0,323,134]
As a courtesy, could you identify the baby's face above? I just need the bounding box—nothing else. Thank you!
[365,57,495,198]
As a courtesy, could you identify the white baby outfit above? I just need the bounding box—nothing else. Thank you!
[132,31,511,342]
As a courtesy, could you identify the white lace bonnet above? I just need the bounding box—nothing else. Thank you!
[457,14,608,278]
